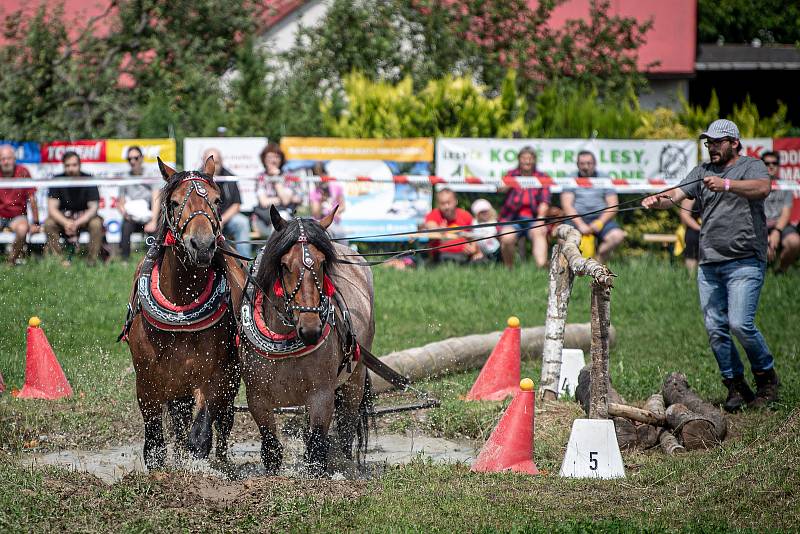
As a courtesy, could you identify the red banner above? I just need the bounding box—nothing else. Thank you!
[772,138,800,224]
[773,138,800,180]
[40,140,107,164]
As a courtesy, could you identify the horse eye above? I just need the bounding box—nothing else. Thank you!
[170,200,179,208]
[214,198,221,205]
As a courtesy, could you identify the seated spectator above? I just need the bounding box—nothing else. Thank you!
[498,146,551,269]
[310,178,347,241]
[762,151,800,272]
[678,198,701,273]
[562,150,625,263]
[44,151,104,266]
[201,148,251,258]
[424,188,481,263]
[117,145,159,260]
[0,144,39,265]
[253,142,303,238]
[470,198,500,261]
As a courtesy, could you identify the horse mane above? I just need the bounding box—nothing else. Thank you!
[255,217,337,291]
[156,170,217,243]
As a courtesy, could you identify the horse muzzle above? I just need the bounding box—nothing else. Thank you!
[297,322,323,346]
[185,235,217,266]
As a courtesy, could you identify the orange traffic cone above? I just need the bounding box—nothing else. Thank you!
[466,316,521,401]
[13,317,73,400]
[471,378,539,475]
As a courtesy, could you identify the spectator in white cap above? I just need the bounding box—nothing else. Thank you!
[642,119,778,412]
[470,198,500,261]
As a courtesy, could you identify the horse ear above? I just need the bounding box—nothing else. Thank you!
[270,205,287,232]
[203,155,216,179]
[157,157,176,181]
[319,204,338,230]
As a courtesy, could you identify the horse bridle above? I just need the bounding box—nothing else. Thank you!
[277,219,333,326]
[165,174,222,246]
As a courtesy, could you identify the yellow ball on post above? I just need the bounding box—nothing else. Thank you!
[28,316,41,328]
[520,378,534,391]
[507,316,520,328]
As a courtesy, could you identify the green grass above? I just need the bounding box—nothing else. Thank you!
[0,257,799,532]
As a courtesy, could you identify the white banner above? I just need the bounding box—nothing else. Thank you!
[183,137,268,211]
[435,138,698,183]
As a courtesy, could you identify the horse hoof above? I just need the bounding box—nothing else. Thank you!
[144,448,167,470]
[305,463,329,478]
[187,434,212,459]
[261,454,282,475]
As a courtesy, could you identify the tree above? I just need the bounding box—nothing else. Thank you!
[0,0,262,141]
[110,0,261,139]
[0,4,125,139]
[698,0,800,45]
[434,0,652,98]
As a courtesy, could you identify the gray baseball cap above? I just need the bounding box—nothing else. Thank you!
[699,119,740,140]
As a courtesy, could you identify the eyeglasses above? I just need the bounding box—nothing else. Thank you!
[764,160,779,167]
[704,138,732,148]
[127,155,142,162]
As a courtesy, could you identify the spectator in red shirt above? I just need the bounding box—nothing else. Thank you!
[0,144,39,265]
[424,188,480,263]
[498,146,551,269]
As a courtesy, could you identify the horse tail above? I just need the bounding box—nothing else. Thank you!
[355,371,375,467]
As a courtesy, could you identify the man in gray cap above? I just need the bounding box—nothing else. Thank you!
[642,119,778,412]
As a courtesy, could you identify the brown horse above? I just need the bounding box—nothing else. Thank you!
[122,156,245,469]
[239,205,375,476]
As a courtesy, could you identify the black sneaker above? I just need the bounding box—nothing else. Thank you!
[750,369,780,409]
[722,376,755,413]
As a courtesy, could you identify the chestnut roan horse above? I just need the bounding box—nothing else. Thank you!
[121,156,245,469]
[239,205,375,476]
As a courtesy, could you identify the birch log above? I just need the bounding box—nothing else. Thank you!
[554,225,616,286]
[665,403,719,450]
[636,424,661,448]
[588,281,612,419]
[644,393,667,419]
[607,403,666,426]
[613,417,639,450]
[553,225,615,419]
[662,372,727,441]
[370,323,615,393]
[658,430,686,455]
[538,243,575,401]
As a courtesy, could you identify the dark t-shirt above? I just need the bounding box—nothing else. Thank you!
[679,156,769,264]
[216,166,242,214]
[48,172,100,214]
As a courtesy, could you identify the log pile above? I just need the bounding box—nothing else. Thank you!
[575,369,728,454]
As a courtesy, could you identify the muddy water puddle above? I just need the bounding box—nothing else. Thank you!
[25,433,476,484]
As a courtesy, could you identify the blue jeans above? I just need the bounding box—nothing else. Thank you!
[697,257,774,378]
[223,213,252,257]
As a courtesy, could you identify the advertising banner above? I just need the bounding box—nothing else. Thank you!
[281,137,434,239]
[435,138,698,185]
[183,137,268,211]
[24,139,177,242]
[281,137,434,163]
[1,141,40,164]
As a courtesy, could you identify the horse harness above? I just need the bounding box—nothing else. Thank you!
[118,173,235,340]
[239,220,359,384]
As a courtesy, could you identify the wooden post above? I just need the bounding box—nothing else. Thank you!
[538,243,575,400]
[588,281,612,420]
